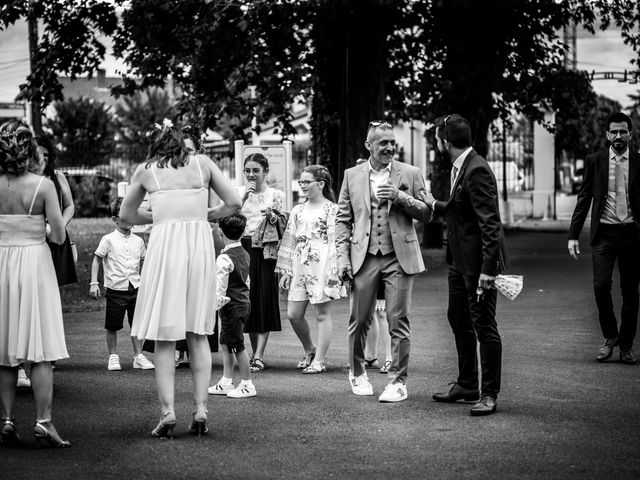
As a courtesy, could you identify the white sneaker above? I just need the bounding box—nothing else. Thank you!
[378,382,408,402]
[107,354,121,371]
[133,354,154,370]
[17,367,31,388]
[208,381,234,395]
[349,372,374,396]
[227,382,257,398]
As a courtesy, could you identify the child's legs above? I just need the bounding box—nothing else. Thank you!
[312,301,333,364]
[185,333,211,414]
[235,349,251,382]
[106,330,118,355]
[221,305,251,380]
[376,308,392,361]
[287,300,315,353]
[104,290,127,355]
[154,340,176,415]
[220,345,235,379]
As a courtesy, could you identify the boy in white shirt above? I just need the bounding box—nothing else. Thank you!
[90,198,154,371]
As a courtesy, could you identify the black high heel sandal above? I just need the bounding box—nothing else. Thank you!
[1,418,21,448]
[188,409,208,436]
[33,420,70,448]
[151,412,176,439]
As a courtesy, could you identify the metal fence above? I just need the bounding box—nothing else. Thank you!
[486,120,534,195]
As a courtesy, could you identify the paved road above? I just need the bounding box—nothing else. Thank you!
[5,230,640,480]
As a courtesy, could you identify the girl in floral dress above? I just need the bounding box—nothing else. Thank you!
[277,165,345,374]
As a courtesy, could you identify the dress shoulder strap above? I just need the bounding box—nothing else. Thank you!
[193,155,205,188]
[150,164,162,191]
[28,176,46,215]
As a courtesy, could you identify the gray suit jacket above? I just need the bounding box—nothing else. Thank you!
[336,160,430,275]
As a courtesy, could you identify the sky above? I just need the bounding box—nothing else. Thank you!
[0,19,638,108]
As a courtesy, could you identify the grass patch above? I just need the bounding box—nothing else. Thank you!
[63,217,114,313]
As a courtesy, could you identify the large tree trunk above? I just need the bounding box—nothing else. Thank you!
[310,0,400,189]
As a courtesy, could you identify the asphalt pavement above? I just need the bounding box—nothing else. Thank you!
[5,229,640,480]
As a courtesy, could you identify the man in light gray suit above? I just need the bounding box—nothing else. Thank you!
[336,121,431,402]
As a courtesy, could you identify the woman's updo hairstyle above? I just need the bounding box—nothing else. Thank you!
[0,120,38,175]
[146,119,190,169]
[303,164,335,202]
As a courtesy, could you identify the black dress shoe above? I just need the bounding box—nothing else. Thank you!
[470,395,497,416]
[596,338,617,362]
[432,383,479,403]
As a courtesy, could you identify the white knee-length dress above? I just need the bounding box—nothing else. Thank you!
[131,158,216,341]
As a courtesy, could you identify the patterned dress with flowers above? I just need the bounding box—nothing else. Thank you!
[276,201,344,304]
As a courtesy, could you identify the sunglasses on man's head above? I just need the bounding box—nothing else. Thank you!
[368,120,392,131]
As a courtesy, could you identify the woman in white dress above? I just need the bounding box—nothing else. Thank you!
[0,121,69,448]
[121,122,241,438]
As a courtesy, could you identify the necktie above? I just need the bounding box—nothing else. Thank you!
[615,157,628,221]
[450,166,458,194]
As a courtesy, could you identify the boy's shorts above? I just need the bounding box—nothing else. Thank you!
[219,303,250,353]
[105,284,138,331]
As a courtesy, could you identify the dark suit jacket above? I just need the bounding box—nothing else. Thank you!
[433,149,507,277]
[568,149,640,244]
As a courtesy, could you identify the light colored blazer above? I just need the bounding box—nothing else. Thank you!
[336,160,430,275]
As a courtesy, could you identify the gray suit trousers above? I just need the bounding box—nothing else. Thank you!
[348,252,414,384]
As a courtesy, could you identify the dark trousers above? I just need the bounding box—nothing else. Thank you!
[592,223,640,350]
[447,267,502,398]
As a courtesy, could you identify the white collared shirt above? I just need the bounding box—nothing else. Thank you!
[602,147,632,224]
[368,159,392,204]
[215,241,244,310]
[94,230,146,290]
[452,147,473,181]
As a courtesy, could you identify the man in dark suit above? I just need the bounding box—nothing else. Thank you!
[423,114,507,416]
[568,112,640,365]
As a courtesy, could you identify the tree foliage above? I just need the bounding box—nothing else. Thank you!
[113,87,177,163]
[0,0,122,109]
[45,97,116,167]
[112,0,313,140]
[4,0,640,192]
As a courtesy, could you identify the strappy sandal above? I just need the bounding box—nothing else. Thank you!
[364,358,379,369]
[379,360,392,374]
[302,362,327,374]
[296,350,316,369]
[250,358,267,372]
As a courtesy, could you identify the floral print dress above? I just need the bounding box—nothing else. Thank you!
[276,201,344,304]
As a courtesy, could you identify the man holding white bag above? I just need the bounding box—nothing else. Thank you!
[423,114,508,416]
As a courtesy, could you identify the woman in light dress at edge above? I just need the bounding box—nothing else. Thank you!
[120,122,241,438]
[238,153,286,372]
[0,120,70,448]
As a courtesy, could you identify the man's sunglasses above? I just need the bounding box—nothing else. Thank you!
[368,120,392,131]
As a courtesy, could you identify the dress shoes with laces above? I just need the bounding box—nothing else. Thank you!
[432,383,479,403]
[470,395,497,416]
[620,348,637,365]
[596,338,617,362]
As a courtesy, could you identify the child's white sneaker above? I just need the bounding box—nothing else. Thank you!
[107,354,121,371]
[227,382,256,398]
[208,381,234,395]
[17,367,31,388]
[133,354,154,370]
